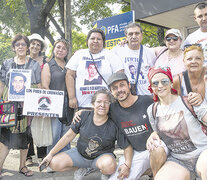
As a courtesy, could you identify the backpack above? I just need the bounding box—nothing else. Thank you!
[152,96,207,136]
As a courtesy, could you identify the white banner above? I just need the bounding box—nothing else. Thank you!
[23,88,64,117]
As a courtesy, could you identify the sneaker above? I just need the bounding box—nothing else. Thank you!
[73,168,88,180]
[85,168,96,176]
[101,174,110,180]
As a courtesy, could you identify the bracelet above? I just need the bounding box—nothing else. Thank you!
[124,163,130,169]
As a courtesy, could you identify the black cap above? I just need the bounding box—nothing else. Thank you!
[107,72,128,87]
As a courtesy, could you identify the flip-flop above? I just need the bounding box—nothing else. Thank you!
[19,166,33,177]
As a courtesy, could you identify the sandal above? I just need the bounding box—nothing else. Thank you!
[19,166,33,177]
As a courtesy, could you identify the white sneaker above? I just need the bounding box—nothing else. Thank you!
[101,174,110,180]
[73,168,88,180]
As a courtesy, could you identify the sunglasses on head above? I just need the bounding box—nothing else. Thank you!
[184,43,202,49]
[151,78,170,87]
[165,36,179,42]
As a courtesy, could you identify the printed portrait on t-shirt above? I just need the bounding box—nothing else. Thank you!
[84,61,102,85]
[157,111,196,154]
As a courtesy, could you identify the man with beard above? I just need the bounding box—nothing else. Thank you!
[107,72,167,180]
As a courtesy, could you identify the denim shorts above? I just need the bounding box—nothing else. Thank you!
[167,156,199,178]
[64,147,115,169]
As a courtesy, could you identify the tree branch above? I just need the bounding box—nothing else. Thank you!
[44,0,57,14]
[45,29,55,46]
[48,13,65,38]
[25,0,33,12]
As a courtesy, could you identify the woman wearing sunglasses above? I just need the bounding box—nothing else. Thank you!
[154,29,185,76]
[173,45,207,105]
[146,66,207,180]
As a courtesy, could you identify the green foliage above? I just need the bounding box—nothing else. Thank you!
[0,34,15,64]
[72,31,87,53]
[0,0,30,34]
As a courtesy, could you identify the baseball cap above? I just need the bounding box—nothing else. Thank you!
[107,72,128,87]
[165,29,182,39]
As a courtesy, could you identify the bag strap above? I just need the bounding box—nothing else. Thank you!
[183,71,192,93]
[152,102,159,120]
[156,47,168,60]
[134,45,143,94]
[181,96,197,118]
[89,52,108,86]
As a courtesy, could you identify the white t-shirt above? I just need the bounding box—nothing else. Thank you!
[147,96,207,160]
[183,28,207,65]
[112,44,156,95]
[66,48,123,108]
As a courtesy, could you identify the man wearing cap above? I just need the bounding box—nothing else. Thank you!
[182,2,207,64]
[107,72,167,180]
[112,22,156,95]
[154,28,185,76]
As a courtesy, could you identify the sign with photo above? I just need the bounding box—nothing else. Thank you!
[8,69,31,102]
[23,88,64,117]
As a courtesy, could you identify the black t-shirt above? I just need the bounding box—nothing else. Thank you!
[109,95,153,151]
[70,111,130,160]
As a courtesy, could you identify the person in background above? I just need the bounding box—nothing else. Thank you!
[26,33,48,166]
[66,28,124,110]
[41,39,73,171]
[39,89,133,180]
[0,34,41,178]
[173,45,206,104]
[147,66,207,180]
[182,2,207,65]
[154,29,185,76]
[112,22,156,95]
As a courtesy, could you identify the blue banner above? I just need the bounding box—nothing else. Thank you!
[93,11,135,49]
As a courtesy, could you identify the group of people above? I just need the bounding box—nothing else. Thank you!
[1,1,207,180]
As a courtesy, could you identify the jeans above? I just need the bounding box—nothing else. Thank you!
[47,117,70,154]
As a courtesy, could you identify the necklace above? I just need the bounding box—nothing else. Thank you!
[13,56,29,69]
[190,69,204,93]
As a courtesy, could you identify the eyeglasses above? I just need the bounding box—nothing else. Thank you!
[184,44,202,49]
[166,36,179,42]
[15,43,27,47]
[95,100,110,106]
[151,78,170,87]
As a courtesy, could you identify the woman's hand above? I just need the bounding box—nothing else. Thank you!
[188,92,203,107]
[117,163,130,180]
[69,97,78,109]
[39,153,53,170]
[72,109,83,124]
[146,131,161,151]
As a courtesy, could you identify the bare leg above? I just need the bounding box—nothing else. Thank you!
[19,148,33,176]
[150,146,166,177]
[0,142,9,173]
[196,149,207,180]
[155,161,190,180]
[96,154,116,175]
[49,152,74,172]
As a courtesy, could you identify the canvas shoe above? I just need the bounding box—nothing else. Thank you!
[101,174,110,180]
[73,168,88,180]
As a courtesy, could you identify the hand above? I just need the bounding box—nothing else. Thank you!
[72,110,83,124]
[39,153,53,169]
[69,97,78,109]
[118,39,128,47]
[188,92,203,107]
[117,164,130,180]
[146,132,161,151]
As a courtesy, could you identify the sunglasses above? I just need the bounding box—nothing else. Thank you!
[166,36,179,42]
[15,43,27,47]
[184,43,202,49]
[151,78,170,87]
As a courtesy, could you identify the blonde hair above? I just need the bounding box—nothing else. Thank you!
[184,45,204,60]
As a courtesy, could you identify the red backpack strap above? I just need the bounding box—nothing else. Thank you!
[152,102,159,120]
[181,96,197,118]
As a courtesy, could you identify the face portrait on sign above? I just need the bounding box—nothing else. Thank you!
[10,73,27,95]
